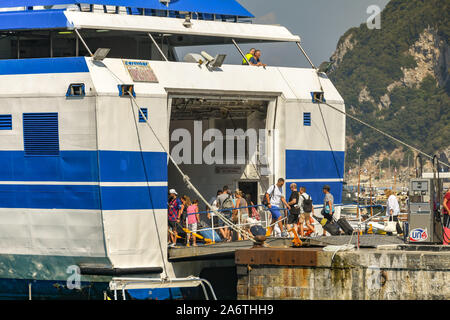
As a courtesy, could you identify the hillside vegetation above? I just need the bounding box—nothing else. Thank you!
[324,0,449,171]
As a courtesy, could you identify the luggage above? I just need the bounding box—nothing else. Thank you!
[384,221,397,233]
[337,217,354,235]
[198,229,222,242]
[323,220,341,236]
[313,214,341,236]
[313,214,324,224]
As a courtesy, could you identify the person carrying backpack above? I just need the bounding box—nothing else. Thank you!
[217,185,234,241]
[264,178,291,237]
[298,186,314,237]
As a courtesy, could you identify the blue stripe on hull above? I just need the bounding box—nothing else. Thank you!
[0,184,167,210]
[0,150,167,182]
[99,150,168,182]
[101,185,168,210]
[0,57,88,75]
[0,184,100,209]
[286,149,345,180]
[286,181,343,207]
[0,150,168,210]
[0,151,98,182]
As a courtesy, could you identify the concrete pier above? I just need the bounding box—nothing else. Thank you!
[235,245,450,300]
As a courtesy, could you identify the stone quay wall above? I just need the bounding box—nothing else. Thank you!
[235,247,450,300]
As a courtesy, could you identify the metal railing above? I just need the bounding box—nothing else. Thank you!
[109,276,217,300]
[173,203,395,244]
[183,204,273,243]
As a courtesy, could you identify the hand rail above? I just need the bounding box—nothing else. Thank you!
[109,276,217,300]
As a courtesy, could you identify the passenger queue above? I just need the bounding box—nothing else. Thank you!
[167,178,336,247]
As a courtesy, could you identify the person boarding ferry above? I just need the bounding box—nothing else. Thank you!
[321,185,334,236]
[168,189,183,247]
[298,187,314,237]
[265,178,290,237]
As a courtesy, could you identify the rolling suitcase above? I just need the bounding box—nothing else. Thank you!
[336,217,354,235]
[313,215,341,236]
[323,220,341,236]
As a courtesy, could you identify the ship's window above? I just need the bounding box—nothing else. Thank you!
[66,83,85,97]
[126,7,142,15]
[23,113,59,156]
[139,108,148,123]
[0,114,12,130]
[118,85,136,97]
[311,92,325,103]
[303,112,311,126]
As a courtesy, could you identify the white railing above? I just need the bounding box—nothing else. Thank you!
[109,276,217,300]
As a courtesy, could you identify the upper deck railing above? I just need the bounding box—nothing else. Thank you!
[0,3,302,64]
[0,0,254,22]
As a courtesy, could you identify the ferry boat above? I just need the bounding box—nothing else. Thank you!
[0,1,346,299]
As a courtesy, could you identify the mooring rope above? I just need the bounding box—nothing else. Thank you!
[314,74,450,170]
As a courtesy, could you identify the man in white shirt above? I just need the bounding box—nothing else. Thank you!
[386,191,400,216]
[265,178,290,237]
[385,189,402,234]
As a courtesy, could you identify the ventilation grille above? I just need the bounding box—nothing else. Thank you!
[303,112,311,126]
[139,108,148,123]
[23,113,59,156]
[0,114,12,130]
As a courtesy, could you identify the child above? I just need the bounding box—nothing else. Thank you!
[186,199,200,247]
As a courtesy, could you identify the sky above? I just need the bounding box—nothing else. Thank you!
[176,0,391,68]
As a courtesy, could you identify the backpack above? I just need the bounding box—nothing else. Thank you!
[221,195,234,210]
[301,194,313,213]
[262,185,275,206]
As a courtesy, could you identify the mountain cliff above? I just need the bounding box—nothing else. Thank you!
[322,0,449,178]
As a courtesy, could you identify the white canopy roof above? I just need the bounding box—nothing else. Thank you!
[64,10,301,43]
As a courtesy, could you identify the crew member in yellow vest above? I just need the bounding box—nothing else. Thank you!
[242,48,256,65]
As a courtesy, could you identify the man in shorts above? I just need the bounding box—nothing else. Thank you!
[298,187,314,237]
[217,186,234,241]
[265,178,290,237]
[287,183,300,236]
